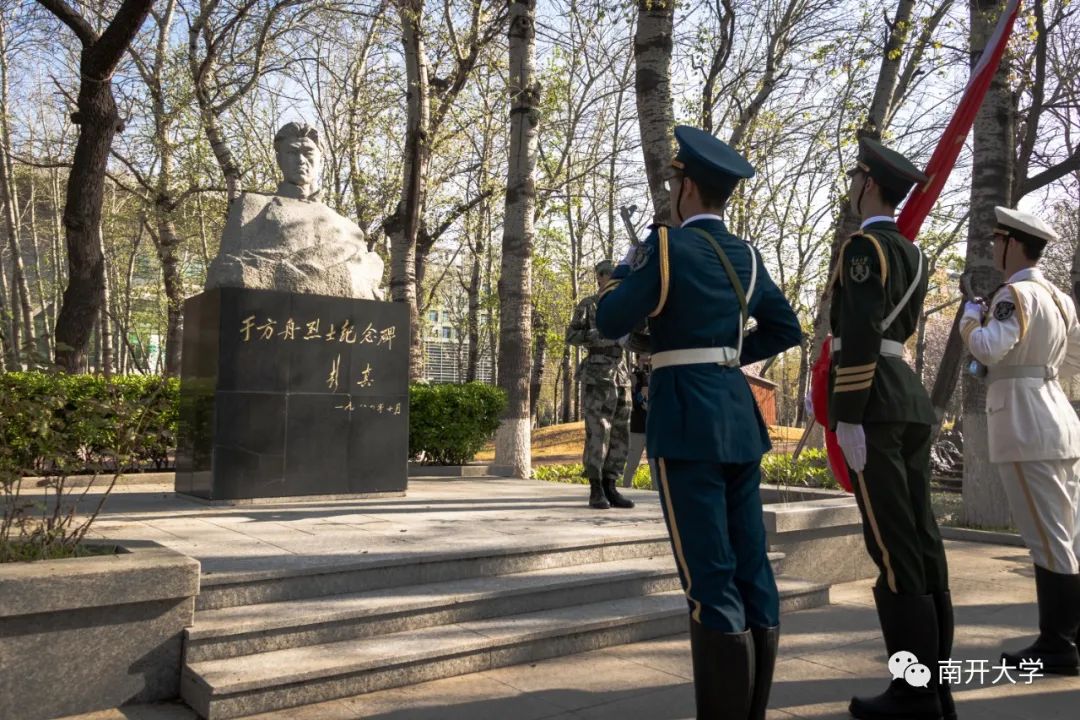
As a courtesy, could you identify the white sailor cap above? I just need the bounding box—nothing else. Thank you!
[994,206,1059,244]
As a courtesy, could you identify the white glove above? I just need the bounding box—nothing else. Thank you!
[963,300,985,319]
[835,421,866,472]
[804,393,814,418]
[618,244,636,267]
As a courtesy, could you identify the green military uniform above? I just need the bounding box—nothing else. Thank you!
[833,138,954,720]
[566,261,633,510]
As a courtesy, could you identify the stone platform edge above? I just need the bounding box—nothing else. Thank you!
[408,463,515,477]
[940,525,1025,547]
[0,539,200,617]
[177,490,406,506]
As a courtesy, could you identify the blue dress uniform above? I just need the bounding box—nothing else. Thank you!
[597,126,801,720]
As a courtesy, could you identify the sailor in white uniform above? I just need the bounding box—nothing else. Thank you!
[960,206,1080,676]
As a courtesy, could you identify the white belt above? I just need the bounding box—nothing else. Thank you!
[651,347,739,369]
[987,365,1057,383]
[831,338,905,358]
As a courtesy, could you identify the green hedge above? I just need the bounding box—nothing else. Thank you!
[761,448,839,490]
[408,382,506,465]
[0,373,506,473]
[535,451,838,492]
[533,462,654,490]
[0,372,179,475]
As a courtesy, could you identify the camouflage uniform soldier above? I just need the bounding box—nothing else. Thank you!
[566,260,634,509]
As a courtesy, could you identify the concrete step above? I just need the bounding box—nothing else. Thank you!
[195,535,675,611]
[181,578,828,720]
[185,555,682,662]
[196,533,784,612]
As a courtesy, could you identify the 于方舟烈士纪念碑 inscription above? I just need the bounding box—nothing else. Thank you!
[174,288,408,500]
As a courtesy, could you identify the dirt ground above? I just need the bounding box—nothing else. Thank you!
[476,422,804,466]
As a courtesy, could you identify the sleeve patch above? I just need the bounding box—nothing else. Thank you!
[993,301,1016,321]
[629,243,653,272]
[849,255,872,284]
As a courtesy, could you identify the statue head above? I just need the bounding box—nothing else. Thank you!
[274,122,323,197]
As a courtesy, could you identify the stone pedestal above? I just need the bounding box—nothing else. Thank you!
[175,287,409,500]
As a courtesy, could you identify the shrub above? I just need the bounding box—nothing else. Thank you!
[409,382,506,465]
[532,462,655,490]
[0,372,179,474]
[0,371,176,562]
[761,448,839,490]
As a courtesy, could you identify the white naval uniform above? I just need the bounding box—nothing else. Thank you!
[960,267,1080,574]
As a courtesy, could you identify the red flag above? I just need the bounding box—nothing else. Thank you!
[898,0,1022,240]
[815,0,1022,490]
[812,336,852,492]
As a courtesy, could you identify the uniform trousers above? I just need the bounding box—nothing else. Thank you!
[650,457,779,632]
[621,432,647,488]
[996,459,1080,574]
[848,422,949,595]
[582,381,630,480]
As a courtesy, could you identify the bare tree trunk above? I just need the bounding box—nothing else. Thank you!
[155,214,184,376]
[794,342,810,425]
[960,0,1015,529]
[0,14,33,363]
[39,0,154,372]
[560,346,571,423]
[392,0,430,381]
[1073,201,1080,304]
[99,230,112,379]
[530,305,547,423]
[0,106,32,360]
[495,0,539,478]
[27,164,53,355]
[49,168,64,314]
[634,0,675,223]
[467,234,482,382]
[0,248,10,370]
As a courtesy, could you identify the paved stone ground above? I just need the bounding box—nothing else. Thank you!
[52,478,1080,719]
[64,478,668,579]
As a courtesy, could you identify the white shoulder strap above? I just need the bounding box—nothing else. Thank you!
[880,247,923,332]
[736,244,758,361]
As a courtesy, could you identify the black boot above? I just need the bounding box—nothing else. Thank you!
[849,588,942,720]
[689,619,754,720]
[602,477,634,508]
[588,478,610,509]
[749,626,779,720]
[1001,565,1080,676]
[933,591,957,720]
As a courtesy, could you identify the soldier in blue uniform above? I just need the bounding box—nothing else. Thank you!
[596,126,802,720]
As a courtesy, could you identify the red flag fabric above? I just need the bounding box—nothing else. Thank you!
[898,0,1022,240]
[812,335,852,492]
[813,0,1022,490]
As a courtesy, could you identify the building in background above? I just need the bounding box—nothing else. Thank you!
[422,306,495,384]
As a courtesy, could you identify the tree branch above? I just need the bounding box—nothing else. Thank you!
[1021,147,1080,198]
[36,0,97,47]
[85,0,155,79]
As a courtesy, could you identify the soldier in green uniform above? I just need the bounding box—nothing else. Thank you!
[566,260,634,510]
[830,138,954,720]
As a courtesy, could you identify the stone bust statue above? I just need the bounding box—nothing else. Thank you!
[205,122,385,300]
